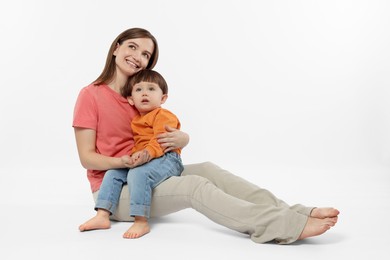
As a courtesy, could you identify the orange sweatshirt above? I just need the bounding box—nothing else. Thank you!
[131,107,181,158]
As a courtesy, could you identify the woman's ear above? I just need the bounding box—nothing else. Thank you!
[113,43,120,56]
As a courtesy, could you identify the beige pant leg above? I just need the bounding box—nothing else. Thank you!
[95,173,307,244]
[182,161,314,216]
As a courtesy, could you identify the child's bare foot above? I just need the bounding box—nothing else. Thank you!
[310,207,340,219]
[79,209,111,232]
[123,217,150,239]
[298,216,337,240]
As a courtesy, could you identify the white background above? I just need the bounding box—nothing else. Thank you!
[0,0,389,259]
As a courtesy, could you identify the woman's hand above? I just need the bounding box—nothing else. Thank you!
[121,155,135,168]
[157,125,190,153]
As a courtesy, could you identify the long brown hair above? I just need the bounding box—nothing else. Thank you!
[93,28,159,86]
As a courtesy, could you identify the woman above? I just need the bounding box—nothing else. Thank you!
[73,28,339,244]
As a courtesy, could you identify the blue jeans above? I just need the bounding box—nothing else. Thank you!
[95,152,183,218]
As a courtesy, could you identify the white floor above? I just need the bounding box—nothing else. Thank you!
[1,166,388,260]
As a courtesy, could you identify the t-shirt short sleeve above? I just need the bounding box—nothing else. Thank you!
[73,86,98,130]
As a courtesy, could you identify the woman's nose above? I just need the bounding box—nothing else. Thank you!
[133,50,141,61]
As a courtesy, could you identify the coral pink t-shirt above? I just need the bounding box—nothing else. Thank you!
[73,84,138,192]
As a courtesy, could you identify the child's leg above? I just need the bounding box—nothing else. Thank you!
[123,153,183,238]
[79,208,111,231]
[123,216,150,239]
[128,153,183,218]
[79,169,128,231]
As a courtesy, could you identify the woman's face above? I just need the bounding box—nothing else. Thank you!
[113,38,154,77]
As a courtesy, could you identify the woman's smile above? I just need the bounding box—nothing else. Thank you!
[126,58,140,69]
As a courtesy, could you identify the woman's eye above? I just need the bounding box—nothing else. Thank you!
[142,53,150,59]
[128,45,136,50]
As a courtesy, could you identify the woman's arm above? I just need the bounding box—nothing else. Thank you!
[74,127,124,170]
[157,125,190,153]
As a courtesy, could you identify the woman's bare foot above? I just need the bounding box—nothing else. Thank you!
[123,217,150,239]
[298,216,337,240]
[79,209,111,232]
[310,207,340,219]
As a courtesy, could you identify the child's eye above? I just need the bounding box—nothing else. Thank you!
[135,87,142,92]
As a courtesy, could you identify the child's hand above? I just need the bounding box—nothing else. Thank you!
[131,150,151,167]
[121,155,135,168]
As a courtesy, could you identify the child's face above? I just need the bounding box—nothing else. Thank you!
[128,81,167,115]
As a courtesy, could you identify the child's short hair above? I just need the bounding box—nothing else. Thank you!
[122,69,168,97]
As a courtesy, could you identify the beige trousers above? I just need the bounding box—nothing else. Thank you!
[93,162,312,244]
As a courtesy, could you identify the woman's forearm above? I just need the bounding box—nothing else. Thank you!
[74,128,124,170]
[78,151,123,170]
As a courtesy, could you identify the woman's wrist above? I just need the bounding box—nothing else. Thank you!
[183,132,190,147]
[110,157,124,168]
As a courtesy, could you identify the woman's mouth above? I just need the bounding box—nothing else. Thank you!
[126,59,139,69]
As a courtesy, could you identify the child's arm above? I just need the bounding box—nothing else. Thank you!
[144,109,181,159]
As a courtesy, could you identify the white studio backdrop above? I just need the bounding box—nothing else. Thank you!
[0,0,389,206]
